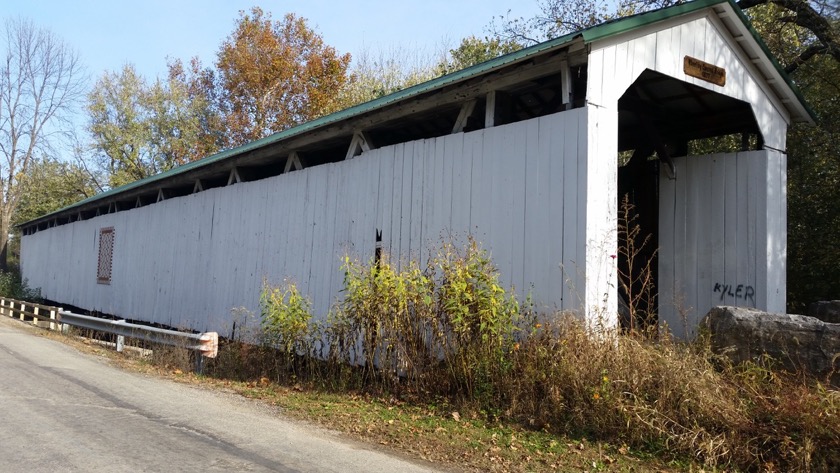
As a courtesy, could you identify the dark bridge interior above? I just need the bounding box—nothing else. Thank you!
[616,69,763,331]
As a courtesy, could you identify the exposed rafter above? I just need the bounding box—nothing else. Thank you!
[284,151,304,173]
[227,168,242,186]
[345,131,376,160]
[452,100,477,133]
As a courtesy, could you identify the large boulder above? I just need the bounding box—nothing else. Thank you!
[701,306,840,385]
[807,300,840,324]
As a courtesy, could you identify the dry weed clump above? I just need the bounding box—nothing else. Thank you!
[503,315,840,471]
[503,317,746,465]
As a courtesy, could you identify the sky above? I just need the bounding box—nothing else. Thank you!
[5,0,543,82]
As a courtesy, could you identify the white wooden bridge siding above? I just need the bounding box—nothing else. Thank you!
[21,109,591,333]
[587,10,790,150]
[583,10,791,336]
[658,149,786,337]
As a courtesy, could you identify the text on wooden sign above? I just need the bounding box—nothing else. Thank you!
[684,56,726,86]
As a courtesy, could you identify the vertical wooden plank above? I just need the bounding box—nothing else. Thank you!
[421,137,437,258]
[614,41,631,93]
[598,45,618,105]
[748,151,763,309]
[678,20,694,85]
[692,17,707,69]
[413,140,427,261]
[444,133,472,236]
[508,121,529,297]
[377,146,396,265]
[561,110,579,311]
[734,151,750,308]
[696,154,716,321]
[293,170,309,287]
[391,143,406,270]
[723,152,738,303]
[587,49,604,106]
[578,108,594,318]
[777,151,788,311]
[654,26,675,77]
[686,154,701,334]
[400,141,415,271]
[439,134,457,241]
[669,156,689,334]
[296,171,313,294]
[709,154,726,311]
[491,123,516,290]
[525,116,548,311]
[658,156,677,329]
[310,164,333,317]
[468,130,487,242]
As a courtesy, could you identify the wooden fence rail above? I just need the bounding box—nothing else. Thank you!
[0,297,61,331]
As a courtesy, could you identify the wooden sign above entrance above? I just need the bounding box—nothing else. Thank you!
[683,56,726,86]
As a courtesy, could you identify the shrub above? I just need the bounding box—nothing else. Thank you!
[0,266,41,301]
[259,280,316,378]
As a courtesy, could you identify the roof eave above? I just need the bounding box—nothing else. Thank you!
[716,0,816,124]
[21,0,816,229]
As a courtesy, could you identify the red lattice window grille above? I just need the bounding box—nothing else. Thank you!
[97,227,115,284]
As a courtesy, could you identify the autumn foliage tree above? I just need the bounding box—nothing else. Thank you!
[87,8,352,186]
[215,8,352,146]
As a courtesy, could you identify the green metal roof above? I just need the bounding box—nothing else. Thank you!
[23,0,813,227]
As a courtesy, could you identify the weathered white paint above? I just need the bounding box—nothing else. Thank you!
[22,109,596,333]
[658,149,786,337]
[583,104,618,328]
[588,11,789,150]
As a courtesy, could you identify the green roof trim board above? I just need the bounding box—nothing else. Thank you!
[24,0,813,226]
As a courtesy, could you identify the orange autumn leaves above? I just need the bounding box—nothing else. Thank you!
[216,8,352,145]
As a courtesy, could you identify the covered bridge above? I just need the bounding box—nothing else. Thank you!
[20,0,813,337]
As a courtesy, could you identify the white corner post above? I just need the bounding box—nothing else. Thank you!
[583,104,618,331]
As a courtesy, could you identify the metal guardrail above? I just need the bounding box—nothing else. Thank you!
[1,297,218,365]
[58,311,218,359]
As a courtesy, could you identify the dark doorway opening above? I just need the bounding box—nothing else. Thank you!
[616,69,763,331]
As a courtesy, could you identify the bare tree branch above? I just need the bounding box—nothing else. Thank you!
[738,0,840,67]
[0,18,84,268]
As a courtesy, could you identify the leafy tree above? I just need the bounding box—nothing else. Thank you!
[13,156,97,226]
[167,57,223,158]
[339,47,438,107]
[215,8,352,146]
[0,18,85,269]
[435,35,522,75]
[87,64,218,188]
